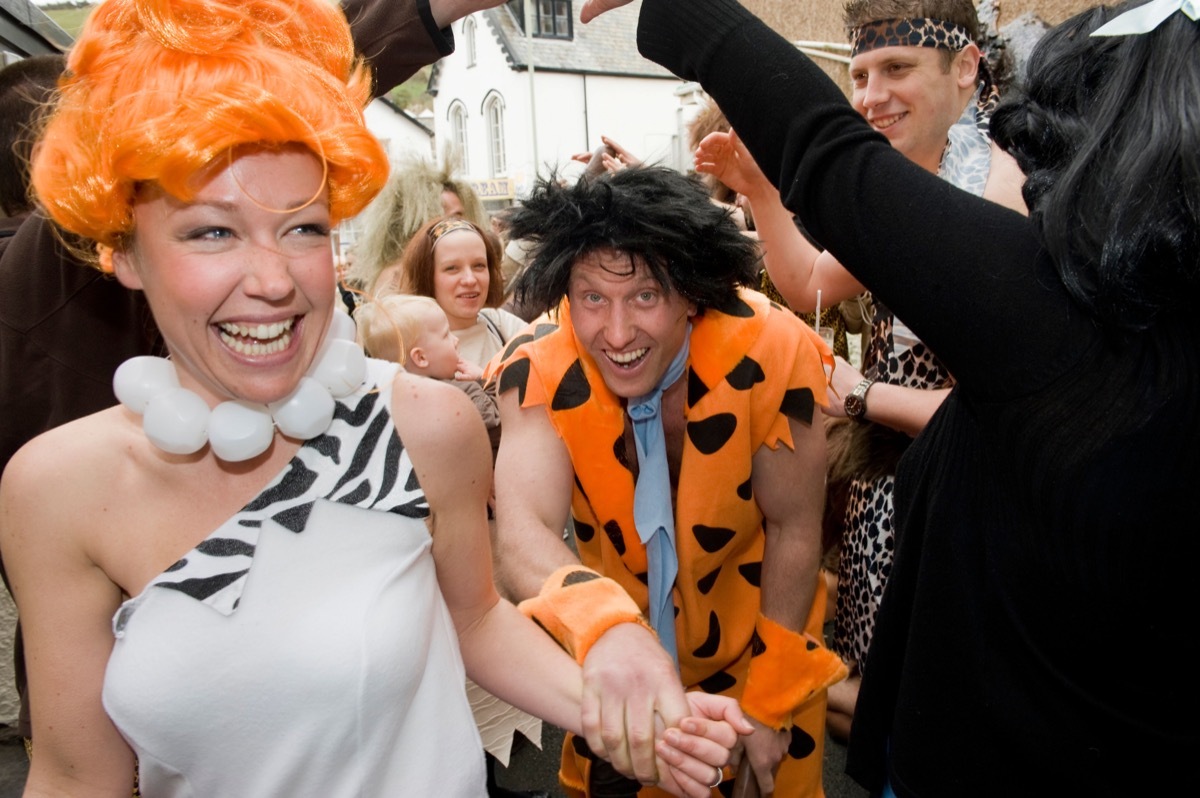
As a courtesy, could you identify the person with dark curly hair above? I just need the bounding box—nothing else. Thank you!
[490,165,847,797]
[582,0,1200,794]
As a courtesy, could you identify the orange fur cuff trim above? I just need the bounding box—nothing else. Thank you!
[740,614,849,730]
[517,565,652,665]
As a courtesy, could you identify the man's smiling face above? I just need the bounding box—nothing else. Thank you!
[567,248,695,399]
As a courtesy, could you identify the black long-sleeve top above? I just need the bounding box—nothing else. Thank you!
[635,0,1200,794]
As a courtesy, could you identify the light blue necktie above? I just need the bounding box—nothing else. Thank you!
[627,326,690,670]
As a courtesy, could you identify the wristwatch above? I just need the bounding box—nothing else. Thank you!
[844,378,875,422]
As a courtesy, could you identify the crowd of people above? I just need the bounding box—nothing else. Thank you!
[0,0,1197,796]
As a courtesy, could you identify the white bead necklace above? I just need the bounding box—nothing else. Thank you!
[113,310,366,462]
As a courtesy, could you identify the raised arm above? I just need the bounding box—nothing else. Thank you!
[696,129,864,310]
[345,0,506,97]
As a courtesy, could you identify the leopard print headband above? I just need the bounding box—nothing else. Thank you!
[428,218,476,248]
[849,17,1000,131]
[849,17,974,56]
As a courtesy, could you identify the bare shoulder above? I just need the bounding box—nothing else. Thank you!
[390,370,488,451]
[1,408,133,525]
[389,371,491,492]
[0,408,136,601]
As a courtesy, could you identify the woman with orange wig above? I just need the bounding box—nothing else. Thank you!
[0,1,748,795]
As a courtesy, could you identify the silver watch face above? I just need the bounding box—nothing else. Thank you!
[845,393,866,419]
[845,380,871,420]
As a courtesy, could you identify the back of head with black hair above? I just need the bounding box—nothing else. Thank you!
[0,54,66,217]
[505,166,760,318]
[990,1,1200,331]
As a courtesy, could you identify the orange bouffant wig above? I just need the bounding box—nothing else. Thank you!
[31,0,389,270]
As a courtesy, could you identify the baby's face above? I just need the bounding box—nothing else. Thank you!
[412,306,461,379]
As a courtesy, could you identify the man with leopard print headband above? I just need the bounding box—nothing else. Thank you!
[687,0,1027,745]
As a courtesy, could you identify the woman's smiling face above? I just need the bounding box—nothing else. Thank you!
[111,145,335,407]
[431,228,490,330]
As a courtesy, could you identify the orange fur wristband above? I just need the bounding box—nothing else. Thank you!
[517,565,653,664]
[740,613,849,730]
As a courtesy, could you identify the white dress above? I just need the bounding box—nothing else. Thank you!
[102,360,486,797]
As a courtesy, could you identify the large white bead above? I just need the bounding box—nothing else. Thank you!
[143,387,210,455]
[208,401,275,462]
[113,356,179,414]
[271,377,336,440]
[308,338,366,398]
[327,309,357,343]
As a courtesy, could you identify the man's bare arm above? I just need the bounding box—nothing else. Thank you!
[736,414,829,793]
[494,386,693,785]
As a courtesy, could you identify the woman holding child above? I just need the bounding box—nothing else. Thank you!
[397,216,529,372]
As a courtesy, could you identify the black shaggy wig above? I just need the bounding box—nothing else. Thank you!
[505,166,761,317]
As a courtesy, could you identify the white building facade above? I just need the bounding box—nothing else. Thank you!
[430,1,697,204]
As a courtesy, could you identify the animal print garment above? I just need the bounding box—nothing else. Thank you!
[832,97,989,670]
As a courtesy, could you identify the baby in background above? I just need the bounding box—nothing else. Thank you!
[355,294,500,458]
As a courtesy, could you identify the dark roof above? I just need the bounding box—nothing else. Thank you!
[376,95,433,135]
[484,1,674,79]
[1,0,72,57]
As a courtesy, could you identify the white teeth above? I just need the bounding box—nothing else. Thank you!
[218,318,294,340]
[872,113,905,130]
[608,348,648,365]
[218,318,294,356]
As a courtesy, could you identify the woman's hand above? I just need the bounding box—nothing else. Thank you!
[694,129,771,200]
[823,355,863,418]
[653,693,754,797]
[580,0,635,24]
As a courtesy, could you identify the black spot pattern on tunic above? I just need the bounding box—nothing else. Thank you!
[693,525,736,553]
[500,333,535,362]
[692,611,721,658]
[563,569,600,587]
[498,356,532,405]
[573,518,595,543]
[613,433,633,474]
[714,294,755,318]
[603,519,626,555]
[697,670,737,694]
[697,565,721,595]
[552,359,591,410]
[726,356,766,391]
[687,368,710,408]
[780,386,816,425]
[788,725,818,760]
[686,413,737,454]
[738,561,762,587]
[737,477,753,500]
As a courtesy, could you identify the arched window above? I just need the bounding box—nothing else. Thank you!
[448,101,469,174]
[483,92,506,177]
[464,17,477,67]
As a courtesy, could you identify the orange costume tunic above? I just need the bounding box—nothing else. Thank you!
[494,289,838,797]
